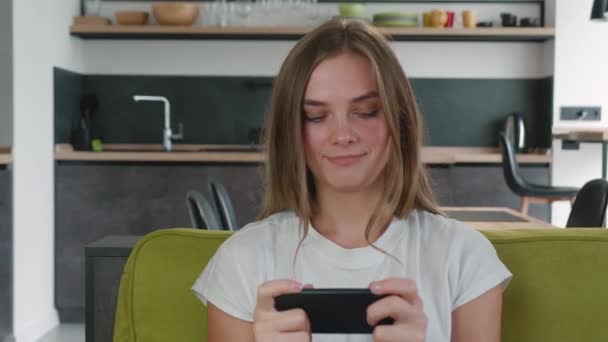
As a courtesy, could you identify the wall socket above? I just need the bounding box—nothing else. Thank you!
[560,106,602,121]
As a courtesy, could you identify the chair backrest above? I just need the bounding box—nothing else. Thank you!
[566,178,608,228]
[114,228,608,342]
[209,180,239,231]
[185,190,222,230]
[498,132,527,194]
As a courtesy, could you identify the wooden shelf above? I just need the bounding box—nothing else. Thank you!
[70,25,555,42]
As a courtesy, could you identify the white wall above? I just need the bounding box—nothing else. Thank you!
[81,39,549,78]
[0,0,12,147]
[12,0,83,340]
[551,0,608,226]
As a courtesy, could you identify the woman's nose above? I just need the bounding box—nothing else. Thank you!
[330,116,358,146]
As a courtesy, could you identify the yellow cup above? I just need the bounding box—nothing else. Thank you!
[462,10,477,28]
[423,12,433,27]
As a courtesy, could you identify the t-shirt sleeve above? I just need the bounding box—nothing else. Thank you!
[448,225,513,310]
[191,236,257,322]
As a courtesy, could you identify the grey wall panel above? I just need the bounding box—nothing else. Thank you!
[0,167,12,339]
[0,0,12,146]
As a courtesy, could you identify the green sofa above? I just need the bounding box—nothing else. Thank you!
[113,227,608,342]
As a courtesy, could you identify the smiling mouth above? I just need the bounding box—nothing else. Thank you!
[326,153,367,166]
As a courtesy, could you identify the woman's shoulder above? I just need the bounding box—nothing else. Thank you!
[407,209,490,247]
[220,210,301,250]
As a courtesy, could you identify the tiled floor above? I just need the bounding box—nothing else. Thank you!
[37,324,84,342]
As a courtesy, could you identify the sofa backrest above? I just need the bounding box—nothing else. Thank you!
[483,228,608,341]
[114,227,608,342]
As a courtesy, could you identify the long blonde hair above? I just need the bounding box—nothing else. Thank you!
[258,18,440,251]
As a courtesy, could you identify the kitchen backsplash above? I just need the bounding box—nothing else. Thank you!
[55,68,85,147]
[54,67,552,148]
[414,77,552,148]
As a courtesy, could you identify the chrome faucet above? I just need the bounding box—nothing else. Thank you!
[133,95,184,152]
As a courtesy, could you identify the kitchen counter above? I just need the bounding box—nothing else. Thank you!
[54,144,550,165]
[55,144,264,163]
[423,146,550,164]
[0,147,11,165]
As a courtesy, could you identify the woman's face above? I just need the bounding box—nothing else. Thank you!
[302,51,391,193]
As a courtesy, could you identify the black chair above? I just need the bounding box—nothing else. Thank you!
[566,178,608,227]
[185,190,223,230]
[209,179,239,231]
[498,133,578,214]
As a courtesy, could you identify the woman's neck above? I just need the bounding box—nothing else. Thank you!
[312,180,386,249]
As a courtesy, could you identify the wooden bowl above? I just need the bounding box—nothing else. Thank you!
[114,11,149,25]
[152,3,200,26]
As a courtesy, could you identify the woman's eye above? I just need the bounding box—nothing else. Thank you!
[356,109,379,118]
[305,114,326,122]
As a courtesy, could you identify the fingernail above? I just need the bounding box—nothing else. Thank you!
[371,283,382,292]
[293,283,304,290]
[303,283,314,289]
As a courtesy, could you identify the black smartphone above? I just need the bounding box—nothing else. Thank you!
[275,288,395,334]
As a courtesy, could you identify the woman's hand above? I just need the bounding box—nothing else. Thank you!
[253,279,312,342]
[367,278,427,342]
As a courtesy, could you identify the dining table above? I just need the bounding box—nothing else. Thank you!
[552,128,608,179]
[442,206,558,230]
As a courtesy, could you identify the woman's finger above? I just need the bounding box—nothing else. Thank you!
[271,308,311,333]
[370,278,423,309]
[367,295,418,326]
[255,279,304,312]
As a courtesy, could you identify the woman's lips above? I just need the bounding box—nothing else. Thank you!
[326,153,367,166]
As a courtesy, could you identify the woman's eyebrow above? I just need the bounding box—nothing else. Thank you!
[303,91,379,107]
[303,99,326,107]
[350,91,379,103]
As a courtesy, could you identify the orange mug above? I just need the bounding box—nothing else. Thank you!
[431,10,447,28]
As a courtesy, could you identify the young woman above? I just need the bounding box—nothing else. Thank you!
[193,18,511,342]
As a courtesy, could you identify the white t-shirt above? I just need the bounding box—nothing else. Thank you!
[192,210,512,342]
